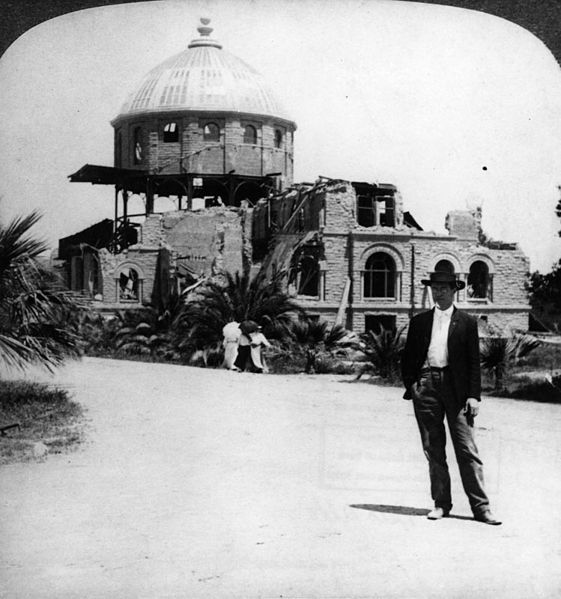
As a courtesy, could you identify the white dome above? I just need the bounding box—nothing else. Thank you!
[115,19,293,123]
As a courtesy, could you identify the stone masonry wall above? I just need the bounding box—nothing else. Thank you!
[160,208,244,278]
[299,181,531,334]
[114,113,294,187]
[98,247,159,306]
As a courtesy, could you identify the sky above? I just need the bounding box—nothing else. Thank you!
[1,0,561,272]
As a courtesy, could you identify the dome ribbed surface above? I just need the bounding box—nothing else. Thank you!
[115,24,292,122]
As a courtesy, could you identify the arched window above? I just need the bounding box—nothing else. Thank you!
[468,261,490,299]
[203,122,220,141]
[119,268,140,301]
[243,124,257,144]
[274,129,283,149]
[364,252,396,298]
[163,122,178,143]
[435,259,455,274]
[133,127,143,164]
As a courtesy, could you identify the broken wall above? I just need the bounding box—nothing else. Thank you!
[161,208,245,279]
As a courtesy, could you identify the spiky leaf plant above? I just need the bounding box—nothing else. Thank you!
[0,211,81,372]
[358,325,406,382]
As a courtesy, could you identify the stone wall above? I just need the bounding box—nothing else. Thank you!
[290,181,531,334]
[98,247,159,306]
[93,177,530,334]
[113,112,294,188]
[161,208,245,277]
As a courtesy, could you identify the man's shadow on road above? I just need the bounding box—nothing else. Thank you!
[350,504,473,521]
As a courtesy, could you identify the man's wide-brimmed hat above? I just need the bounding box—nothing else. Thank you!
[421,271,466,290]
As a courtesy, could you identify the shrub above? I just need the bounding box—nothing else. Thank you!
[263,343,306,374]
[287,316,356,373]
[358,326,405,382]
[480,333,541,390]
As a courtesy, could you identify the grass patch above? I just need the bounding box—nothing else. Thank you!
[0,380,84,464]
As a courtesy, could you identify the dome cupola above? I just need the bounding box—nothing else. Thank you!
[112,18,296,197]
[114,18,294,123]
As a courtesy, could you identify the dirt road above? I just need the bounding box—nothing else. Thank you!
[2,357,561,598]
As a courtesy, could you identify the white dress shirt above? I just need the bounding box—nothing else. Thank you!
[426,305,454,368]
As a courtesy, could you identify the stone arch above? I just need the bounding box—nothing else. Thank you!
[467,254,495,300]
[360,244,404,301]
[203,122,220,142]
[467,253,495,274]
[428,252,462,275]
[113,262,145,280]
[113,262,145,302]
[243,124,257,144]
[360,243,405,272]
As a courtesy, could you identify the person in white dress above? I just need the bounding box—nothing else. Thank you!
[249,327,271,373]
[222,321,241,370]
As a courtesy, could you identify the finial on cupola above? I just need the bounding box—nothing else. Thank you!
[188,17,223,49]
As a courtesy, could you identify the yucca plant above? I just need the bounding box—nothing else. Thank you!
[0,211,81,372]
[480,333,541,390]
[358,325,406,382]
[288,316,354,373]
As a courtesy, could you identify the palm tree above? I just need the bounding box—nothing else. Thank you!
[0,211,80,371]
[174,269,301,355]
[357,325,406,382]
[288,316,354,373]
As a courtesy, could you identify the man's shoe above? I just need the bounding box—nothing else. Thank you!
[427,507,449,520]
[474,510,502,525]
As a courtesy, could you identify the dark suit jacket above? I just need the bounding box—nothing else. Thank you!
[401,307,481,403]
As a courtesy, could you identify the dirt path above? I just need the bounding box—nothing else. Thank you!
[1,357,561,598]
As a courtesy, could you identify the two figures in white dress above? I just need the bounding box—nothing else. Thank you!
[222,320,271,373]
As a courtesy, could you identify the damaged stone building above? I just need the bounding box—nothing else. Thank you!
[59,19,530,332]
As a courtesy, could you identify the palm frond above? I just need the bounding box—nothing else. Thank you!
[0,333,38,371]
[0,211,47,273]
[0,211,82,371]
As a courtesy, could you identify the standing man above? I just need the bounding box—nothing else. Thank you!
[401,271,501,525]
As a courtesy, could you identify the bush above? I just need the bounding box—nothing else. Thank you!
[263,342,306,374]
[76,308,189,364]
[357,326,405,382]
[480,333,541,390]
